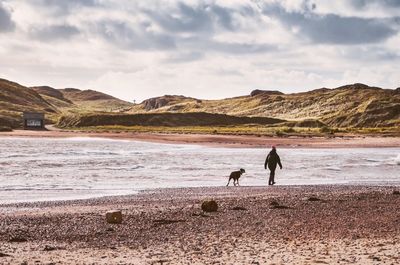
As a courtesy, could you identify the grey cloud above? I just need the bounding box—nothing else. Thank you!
[164,39,275,63]
[206,41,277,54]
[30,24,80,41]
[342,46,400,61]
[209,5,235,31]
[144,3,212,33]
[10,1,279,56]
[33,0,98,8]
[174,33,277,55]
[351,0,400,8]
[140,2,276,55]
[95,20,176,50]
[143,2,237,33]
[29,0,99,15]
[263,4,397,44]
[0,3,15,32]
[92,3,275,55]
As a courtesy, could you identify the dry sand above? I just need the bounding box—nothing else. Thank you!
[1,185,400,264]
[1,129,400,148]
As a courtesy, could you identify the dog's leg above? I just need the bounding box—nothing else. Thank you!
[226,178,231,186]
[237,179,240,186]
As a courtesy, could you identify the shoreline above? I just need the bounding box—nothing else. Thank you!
[2,183,400,208]
[1,185,400,264]
[1,129,400,148]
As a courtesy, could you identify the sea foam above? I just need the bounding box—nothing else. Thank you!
[1,137,400,204]
[395,154,400,165]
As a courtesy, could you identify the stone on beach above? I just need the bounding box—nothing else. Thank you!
[106,210,123,224]
[8,236,27,243]
[201,200,218,212]
[393,190,400,195]
[43,245,57,252]
[307,196,322,201]
[269,200,279,206]
[231,206,247,211]
[269,200,290,209]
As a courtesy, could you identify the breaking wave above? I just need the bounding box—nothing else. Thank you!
[1,137,400,203]
[395,154,400,165]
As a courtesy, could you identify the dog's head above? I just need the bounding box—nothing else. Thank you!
[240,168,245,174]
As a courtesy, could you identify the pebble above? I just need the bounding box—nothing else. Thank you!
[201,200,218,212]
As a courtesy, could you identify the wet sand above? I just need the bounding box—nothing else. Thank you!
[1,185,400,264]
[1,129,400,148]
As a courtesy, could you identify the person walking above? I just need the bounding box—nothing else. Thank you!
[264,145,282,185]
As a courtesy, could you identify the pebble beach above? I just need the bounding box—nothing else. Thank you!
[1,185,399,264]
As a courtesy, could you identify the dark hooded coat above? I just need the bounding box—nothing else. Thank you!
[264,149,282,170]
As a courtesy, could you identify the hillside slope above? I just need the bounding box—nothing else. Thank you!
[33,86,133,112]
[57,112,285,128]
[58,88,132,112]
[1,77,399,129]
[0,78,133,128]
[0,79,58,127]
[129,84,400,127]
[31,86,74,109]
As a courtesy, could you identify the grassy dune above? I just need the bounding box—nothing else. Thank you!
[0,79,132,129]
[57,112,285,128]
[1,78,399,135]
[0,79,60,128]
[131,84,400,128]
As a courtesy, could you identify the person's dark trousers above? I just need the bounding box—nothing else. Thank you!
[268,166,276,185]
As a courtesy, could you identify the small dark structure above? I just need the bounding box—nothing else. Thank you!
[23,112,45,130]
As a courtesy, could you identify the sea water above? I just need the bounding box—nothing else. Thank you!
[0,137,399,203]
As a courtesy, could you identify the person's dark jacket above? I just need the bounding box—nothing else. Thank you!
[264,149,282,170]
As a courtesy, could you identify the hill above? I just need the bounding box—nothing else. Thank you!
[141,95,197,111]
[0,78,132,129]
[57,112,285,128]
[31,86,74,109]
[129,83,400,128]
[1,77,399,131]
[0,79,58,128]
[57,88,132,112]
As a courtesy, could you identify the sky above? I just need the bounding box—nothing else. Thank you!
[0,0,399,102]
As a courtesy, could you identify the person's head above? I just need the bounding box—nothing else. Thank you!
[271,145,276,150]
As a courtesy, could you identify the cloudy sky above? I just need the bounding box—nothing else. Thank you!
[0,0,399,101]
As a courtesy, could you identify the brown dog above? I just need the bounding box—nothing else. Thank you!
[226,168,245,186]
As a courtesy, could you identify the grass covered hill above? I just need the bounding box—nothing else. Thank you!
[129,83,400,128]
[0,79,58,128]
[58,88,132,112]
[30,85,132,112]
[57,112,285,128]
[0,78,132,129]
[31,86,74,109]
[1,77,399,131]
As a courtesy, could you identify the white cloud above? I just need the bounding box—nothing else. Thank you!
[0,0,399,101]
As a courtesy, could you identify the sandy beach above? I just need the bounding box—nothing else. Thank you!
[1,129,400,148]
[1,131,399,264]
[2,1,399,264]
[1,185,399,264]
